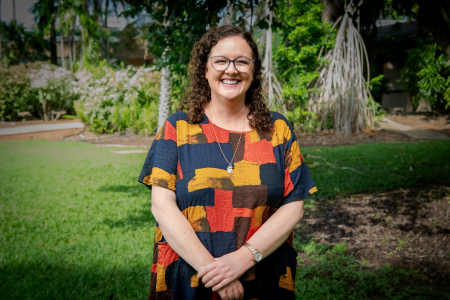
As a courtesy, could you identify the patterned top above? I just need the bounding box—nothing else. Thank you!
[138,111,317,300]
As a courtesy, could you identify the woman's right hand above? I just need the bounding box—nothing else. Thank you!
[216,279,244,300]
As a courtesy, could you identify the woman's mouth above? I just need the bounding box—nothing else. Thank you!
[221,79,241,86]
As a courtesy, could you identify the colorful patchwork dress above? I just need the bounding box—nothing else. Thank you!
[138,111,317,300]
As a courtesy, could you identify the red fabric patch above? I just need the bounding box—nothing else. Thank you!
[206,190,235,232]
[151,263,157,273]
[164,121,177,142]
[243,139,276,165]
[245,225,261,241]
[201,123,229,144]
[284,168,294,198]
[287,231,293,246]
[177,160,183,180]
[157,243,179,268]
[212,291,221,300]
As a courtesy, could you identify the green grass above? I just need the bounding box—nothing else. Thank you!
[1,139,449,299]
[302,140,450,199]
[0,140,154,299]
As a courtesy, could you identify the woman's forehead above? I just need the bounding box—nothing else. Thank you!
[209,36,253,58]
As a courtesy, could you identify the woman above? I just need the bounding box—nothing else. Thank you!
[138,25,317,300]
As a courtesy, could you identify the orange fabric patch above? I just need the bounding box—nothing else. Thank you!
[151,263,157,273]
[243,139,276,165]
[164,121,177,142]
[157,243,179,268]
[201,123,229,144]
[191,273,200,287]
[206,190,235,232]
[284,168,294,197]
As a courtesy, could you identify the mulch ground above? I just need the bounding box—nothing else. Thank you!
[296,185,450,292]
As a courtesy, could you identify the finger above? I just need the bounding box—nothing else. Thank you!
[202,268,221,284]
[204,274,224,288]
[197,262,217,278]
[211,278,231,292]
[232,286,240,300]
[218,289,228,300]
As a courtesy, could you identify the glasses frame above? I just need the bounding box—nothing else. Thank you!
[208,56,255,73]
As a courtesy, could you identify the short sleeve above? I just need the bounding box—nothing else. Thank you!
[280,119,317,206]
[138,114,178,191]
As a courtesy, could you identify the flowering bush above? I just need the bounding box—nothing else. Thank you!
[27,64,76,121]
[73,63,161,134]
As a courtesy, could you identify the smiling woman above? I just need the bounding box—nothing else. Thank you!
[138,25,317,300]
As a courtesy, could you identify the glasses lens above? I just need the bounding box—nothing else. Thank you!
[211,57,230,71]
[234,58,252,72]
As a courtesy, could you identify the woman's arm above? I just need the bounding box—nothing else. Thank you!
[198,200,304,291]
[151,185,216,271]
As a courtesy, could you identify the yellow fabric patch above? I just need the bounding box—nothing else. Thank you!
[271,120,291,147]
[231,161,261,186]
[246,130,261,143]
[181,206,207,231]
[156,263,167,292]
[279,266,295,291]
[250,206,267,228]
[154,226,162,243]
[309,187,318,194]
[190,273,200,287]
[143,167,177,191]
[188,168,231,192]
[177,120,203,146]
[288,141,302,173]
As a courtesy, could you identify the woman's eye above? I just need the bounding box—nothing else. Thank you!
[236,59,250,65]
[215,59,228,64]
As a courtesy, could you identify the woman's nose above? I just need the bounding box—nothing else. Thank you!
[224,61,239,74]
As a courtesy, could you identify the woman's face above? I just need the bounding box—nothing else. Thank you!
[205,36,254,105]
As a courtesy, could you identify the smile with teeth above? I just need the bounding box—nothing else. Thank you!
[221,79,240,85]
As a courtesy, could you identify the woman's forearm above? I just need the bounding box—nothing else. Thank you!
[238,200,304,264]
[151,185,215,271]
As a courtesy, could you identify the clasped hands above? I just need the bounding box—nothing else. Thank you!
[197,249,254,300]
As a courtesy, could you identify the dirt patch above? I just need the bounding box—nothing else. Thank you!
[0,128,83,141]
[297,129,416,148]
[296,185,450,292]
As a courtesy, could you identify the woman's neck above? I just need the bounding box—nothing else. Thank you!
[205,99,251,132]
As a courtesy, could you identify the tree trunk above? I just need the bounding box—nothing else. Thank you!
[102,0,109,59]
[12,0,16,22]
[158,66,171,131]
[50,17,58,65]
[0,0,2,63]
[224,0,234,25]
[72,17,76,69]
[59,0,65,69]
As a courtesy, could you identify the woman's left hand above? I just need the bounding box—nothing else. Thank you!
[197,248,253,291]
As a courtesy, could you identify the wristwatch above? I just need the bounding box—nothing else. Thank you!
[244,242,262,264]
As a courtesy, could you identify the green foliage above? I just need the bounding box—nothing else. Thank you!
[273,0,335,129]
[401,36,450,110]
[0,21,48,65]
[0,62,43,121]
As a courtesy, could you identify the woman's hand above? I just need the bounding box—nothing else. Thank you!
[197,247,254,291]
[216,279,244,300]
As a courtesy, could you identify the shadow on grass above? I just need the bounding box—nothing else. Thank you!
[0,261,150,300]
[103,201,155,229]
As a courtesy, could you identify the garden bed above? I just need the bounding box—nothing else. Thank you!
[297,185,450,292]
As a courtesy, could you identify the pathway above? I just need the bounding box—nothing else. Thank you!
[378,117,449,140]
[0,122,84,136]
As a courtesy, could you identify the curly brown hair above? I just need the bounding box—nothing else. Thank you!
[179,25,273,133]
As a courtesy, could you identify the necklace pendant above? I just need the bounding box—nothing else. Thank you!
[227,165,233,174]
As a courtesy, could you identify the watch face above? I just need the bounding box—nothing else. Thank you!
[254,251,262,262]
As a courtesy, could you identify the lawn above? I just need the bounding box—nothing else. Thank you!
[0,139,449,299]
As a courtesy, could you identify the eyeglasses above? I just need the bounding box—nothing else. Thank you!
[208,56,255,73]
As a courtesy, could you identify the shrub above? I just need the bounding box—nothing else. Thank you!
[73,63,161,134]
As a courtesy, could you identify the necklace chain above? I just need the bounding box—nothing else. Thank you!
[209,106,246,173]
